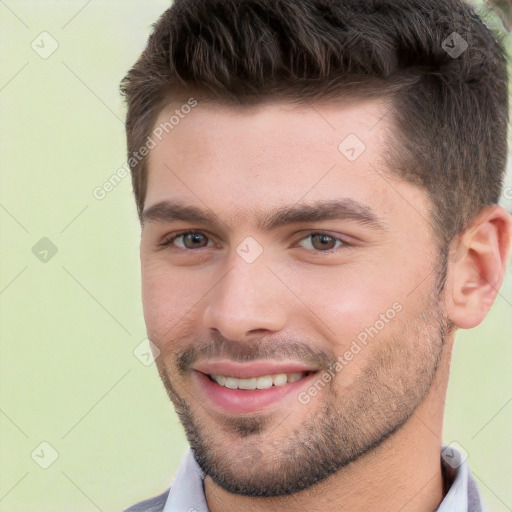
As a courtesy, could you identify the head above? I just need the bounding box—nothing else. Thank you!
[121,0,512,498]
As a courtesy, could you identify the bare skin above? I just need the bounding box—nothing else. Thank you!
[139,98,512,512]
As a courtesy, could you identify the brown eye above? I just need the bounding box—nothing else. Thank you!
[311,234,337,250]
[182,232,209,249]
[160,231,214,250]
[298,233,345,252]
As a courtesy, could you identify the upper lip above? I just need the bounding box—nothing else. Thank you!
[193,359,318,379]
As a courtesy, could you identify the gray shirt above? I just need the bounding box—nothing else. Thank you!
[125,446,484,512]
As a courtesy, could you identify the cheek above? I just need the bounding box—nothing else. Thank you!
[141,261,200,344]
[288,262,404,339]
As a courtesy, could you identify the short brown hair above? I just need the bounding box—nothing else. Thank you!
[120,0,509,244]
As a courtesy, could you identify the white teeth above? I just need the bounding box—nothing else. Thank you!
[216,375,227,386]
[256,375,273,389]
[211,372,308,390]
[238,377,257,390]
[272,373,287,386]
[225,377,238,389]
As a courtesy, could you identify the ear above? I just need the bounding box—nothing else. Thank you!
[445,205,512,329]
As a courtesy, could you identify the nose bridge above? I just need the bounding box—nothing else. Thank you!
[202,249,287,339]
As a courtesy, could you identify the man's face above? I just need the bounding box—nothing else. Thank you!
[140,99,449,496]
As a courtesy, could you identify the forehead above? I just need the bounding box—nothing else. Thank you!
[149,97,390,166]
[144,98,424,229]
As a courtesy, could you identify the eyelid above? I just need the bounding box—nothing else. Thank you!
[158,229,354,254]
[158,229,217,249]
[292,231,354,252]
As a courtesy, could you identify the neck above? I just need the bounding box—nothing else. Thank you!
[205,343,453,512]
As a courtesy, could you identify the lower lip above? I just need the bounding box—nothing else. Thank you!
[193,370,318,415]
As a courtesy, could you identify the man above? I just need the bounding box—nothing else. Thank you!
[120,0,511,510]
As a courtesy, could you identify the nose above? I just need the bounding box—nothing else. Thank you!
[201,254,288,341]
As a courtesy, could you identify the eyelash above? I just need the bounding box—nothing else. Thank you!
[158,230,353,254]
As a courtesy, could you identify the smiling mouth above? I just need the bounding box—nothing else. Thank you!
[207,371,314,390]
[193,367,319,414]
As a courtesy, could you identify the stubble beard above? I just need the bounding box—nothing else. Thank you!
[154,248,451,497]
[155,298,449,497]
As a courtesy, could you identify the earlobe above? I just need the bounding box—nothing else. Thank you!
[445,205,512,329]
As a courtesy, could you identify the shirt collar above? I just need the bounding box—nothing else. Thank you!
[436,446,469,512]
[162,449,208,512]
[163,446,480,512]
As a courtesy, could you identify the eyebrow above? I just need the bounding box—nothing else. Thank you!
[141,199,387,232]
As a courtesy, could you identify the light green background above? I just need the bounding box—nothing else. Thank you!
[1,1,511,511]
